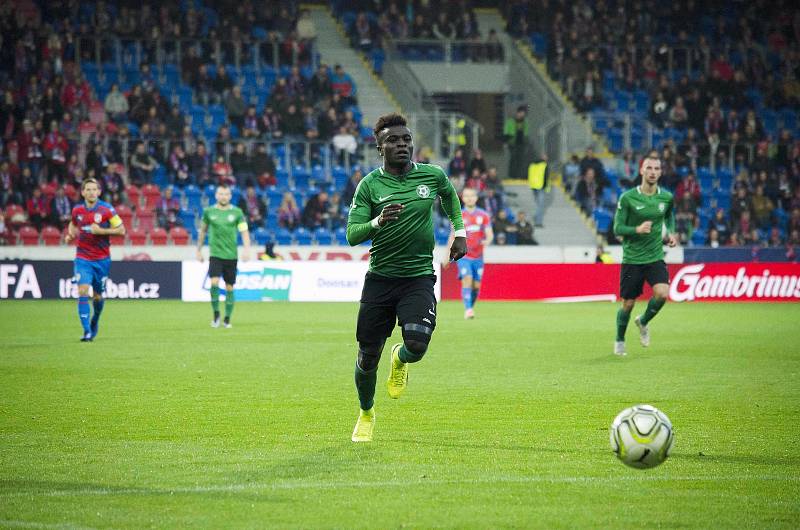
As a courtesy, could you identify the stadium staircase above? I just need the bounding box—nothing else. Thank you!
[474,9,599,245]
[502,183,598,245]
[308,6,399,130]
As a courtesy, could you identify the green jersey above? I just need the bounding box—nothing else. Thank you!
[613,186,675,264]
[347,162,465,277]
[201,205,247,260]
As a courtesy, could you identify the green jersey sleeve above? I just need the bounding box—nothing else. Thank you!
[201,207,210,227]
[665,195,676,233]
[613,193,637,236]
[346,178,379,246]
[437,168,465,231]
[235,208,248,232]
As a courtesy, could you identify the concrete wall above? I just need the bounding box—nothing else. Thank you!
[407,63,509,93]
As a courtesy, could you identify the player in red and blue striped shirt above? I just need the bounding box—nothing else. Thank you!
[453,188,493,319]
[65,178,126,341]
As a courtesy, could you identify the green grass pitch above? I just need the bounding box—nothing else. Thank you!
[2,300,799,528]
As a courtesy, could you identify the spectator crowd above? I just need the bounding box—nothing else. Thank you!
[0,0,373,244]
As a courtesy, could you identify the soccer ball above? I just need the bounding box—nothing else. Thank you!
[609,404,674,469]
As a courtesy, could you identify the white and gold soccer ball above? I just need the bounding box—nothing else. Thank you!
[609,404,674,469]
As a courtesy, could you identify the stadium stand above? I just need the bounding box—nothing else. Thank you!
[1,1,796,248]
[0,0,380,246]
[501,0,800,247]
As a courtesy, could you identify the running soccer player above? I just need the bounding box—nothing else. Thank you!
[347,113,467,442]
[196,184,251,328]
[612,155,677,356]
[455,187,493,319]
[65,178,126,342]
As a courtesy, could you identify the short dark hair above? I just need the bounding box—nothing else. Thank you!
[81,178,99,191]
[373,113,408,139]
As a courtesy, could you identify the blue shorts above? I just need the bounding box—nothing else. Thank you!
[74,258,111,294]
[458,257,484,281]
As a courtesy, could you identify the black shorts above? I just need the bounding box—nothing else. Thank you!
[620,260,669,300]
[356,273,437,344]
[208,257,238,286]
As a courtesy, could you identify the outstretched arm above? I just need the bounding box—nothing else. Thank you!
[440,179,466,261]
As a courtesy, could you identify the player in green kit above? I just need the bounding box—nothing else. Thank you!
[612,156,677,356]
[347,113,467,442]
[196,184,251,328]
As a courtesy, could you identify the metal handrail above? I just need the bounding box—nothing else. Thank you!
[385,38,506,64]
[77,35,316,77]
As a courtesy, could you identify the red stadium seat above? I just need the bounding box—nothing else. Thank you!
[19,226,39,245]
[41,226,62,245]
[169,226,190,245]
[141,184,162,210]
[128,227,148,245]
[135,207,155,232]
[110,234,125,246]
[150,227,168,245]
[64,183,78,202]
[61,226,74,245]
[125,184,141,207]
[40,182,57,199]
[5,204,27,229]
[115,204,133,228]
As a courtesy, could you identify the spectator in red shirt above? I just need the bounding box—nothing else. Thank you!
[26,187,50,230]
[212,155,235,186]
[43,120,69,182]
[675,172,702,208]
[711,53,734,82]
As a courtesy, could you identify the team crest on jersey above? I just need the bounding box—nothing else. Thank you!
[228,214,235,222]
[94,213,102,223]
[77,214,83,221]
[658,203,666,212]
[417,184,430,198]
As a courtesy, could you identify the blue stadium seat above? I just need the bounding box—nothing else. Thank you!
[608,128,624,153]
[633,90,649,114]
[179,209,196,229]
[294,227,313,245]
[691,229,706,246]
[292,166,310,189]
[266,187,284,204]
[184,185,203,212]
[593,209,613,233]
[314,227,333,245]
[435,227,450,245]
[253,227,271,245]
[531,33,547,56]
[332,227,347,245]
[275,228,293,245]
[780,108,797,131]
[311,164,328,185]
[275,168,290,188]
